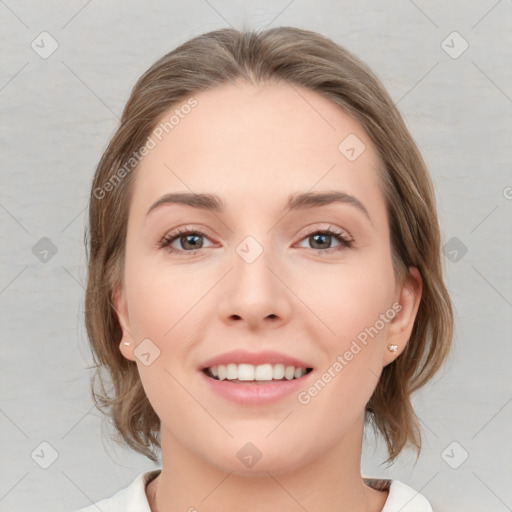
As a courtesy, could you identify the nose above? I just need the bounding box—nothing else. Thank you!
[218,242,292,331]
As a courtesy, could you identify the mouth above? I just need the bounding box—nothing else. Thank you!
[202,363,314,383]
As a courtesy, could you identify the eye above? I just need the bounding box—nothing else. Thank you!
[296,226,353,253]
[157,227,216,254]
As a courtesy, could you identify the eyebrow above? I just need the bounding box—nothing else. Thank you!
[146,191,372,224]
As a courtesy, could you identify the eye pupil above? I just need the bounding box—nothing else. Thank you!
[310,233,331,249]
[181,234,203,250]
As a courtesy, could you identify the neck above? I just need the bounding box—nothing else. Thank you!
[147,416,388,512]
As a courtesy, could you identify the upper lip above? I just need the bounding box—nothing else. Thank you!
[200,349,313,370]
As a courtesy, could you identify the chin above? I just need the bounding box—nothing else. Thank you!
[202,439,314,477]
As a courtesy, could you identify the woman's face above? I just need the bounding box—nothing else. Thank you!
[114,80,421,475]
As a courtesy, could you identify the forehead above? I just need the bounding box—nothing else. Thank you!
[129,80,386,228]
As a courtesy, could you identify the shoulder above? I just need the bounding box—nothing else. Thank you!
[71,470,161,512]
[382,480,433,512]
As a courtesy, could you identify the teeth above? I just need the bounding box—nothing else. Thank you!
[255,364,273,380]
[226,363,238,379]
[206,363,309,381]
[273,363,285,379]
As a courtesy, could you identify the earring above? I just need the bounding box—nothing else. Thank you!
[387,344,398,352]
[123,341,131,346]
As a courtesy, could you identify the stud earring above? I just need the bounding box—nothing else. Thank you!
[387,344,398,352]
[123,341,131,346]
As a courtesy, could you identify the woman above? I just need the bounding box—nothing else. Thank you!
[77,26,453,512]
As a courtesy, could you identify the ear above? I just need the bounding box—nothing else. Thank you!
[382,266,423,366]
[112,283,137,362]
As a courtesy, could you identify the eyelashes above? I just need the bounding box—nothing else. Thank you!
[157,225,354,255]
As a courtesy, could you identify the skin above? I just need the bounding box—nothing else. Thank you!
[113,80,422,512]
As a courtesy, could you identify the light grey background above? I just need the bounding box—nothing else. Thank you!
[1,1,511,511]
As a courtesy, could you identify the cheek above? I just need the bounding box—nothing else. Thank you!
[296,250,395,405]
[297,252,395,342]
[123,255,206,419]
[296,266,393,437]
[123,247,205,341]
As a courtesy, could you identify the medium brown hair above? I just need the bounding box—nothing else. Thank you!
[85,26,453,463]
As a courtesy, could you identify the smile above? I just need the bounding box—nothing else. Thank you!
[204,363,313,382]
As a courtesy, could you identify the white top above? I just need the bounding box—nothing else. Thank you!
[73,470,433,512]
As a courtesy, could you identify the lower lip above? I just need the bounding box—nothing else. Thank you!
[199,370,314,405]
